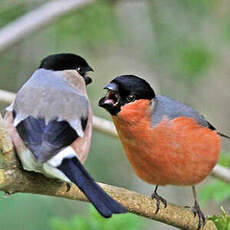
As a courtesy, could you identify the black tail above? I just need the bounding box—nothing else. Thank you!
[207,121,230,140]
[57,157,127,218]
[217,132,230,139]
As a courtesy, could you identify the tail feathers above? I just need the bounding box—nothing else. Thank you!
[207,121,230,140]
[217,132,230,139]
[57,157,127,218]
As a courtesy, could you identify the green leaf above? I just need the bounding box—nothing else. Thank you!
[209,207,230,230]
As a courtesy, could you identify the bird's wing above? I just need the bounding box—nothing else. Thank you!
[151,95,230,139]
[8,69,89,162]
[151,95,210,128]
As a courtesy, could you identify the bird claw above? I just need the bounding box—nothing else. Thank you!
[66,182,72,192]
[151,192,167,214]
[192,201,206,230]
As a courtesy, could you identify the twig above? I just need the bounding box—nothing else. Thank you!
[0,0,95,52]
[0,89,230,185]
[0,90,15,104]
[211,164,230,184]
[93,116,117,137]
[0,113,216,230]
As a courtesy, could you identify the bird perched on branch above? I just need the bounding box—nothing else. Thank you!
[4,53,127,218]
[99,74,230,229]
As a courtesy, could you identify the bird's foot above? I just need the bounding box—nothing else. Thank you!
[66,182,72,192]
[151,192,167,214]
[192,201,206,230]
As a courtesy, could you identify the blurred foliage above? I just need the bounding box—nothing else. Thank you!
[0,3,27,27]
[0,0,46,27]
[178,42,212,80]
[209,207,230,230]
[53,0,122,48]
[200,180,230,205]
[176,0,219,13]
[0,192,79,230]
[200,153,230,205]
[219,153,230,168]
[50,206,142,230]
[0,0,230,230]
[149,0,216,82]
[223,17,230,44]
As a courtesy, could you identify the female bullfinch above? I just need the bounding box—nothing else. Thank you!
[4,53,127,218]
[99,74,229,229]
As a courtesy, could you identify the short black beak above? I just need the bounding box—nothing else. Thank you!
[99,82,120,109]
[104,82,118,92]
[84,76,92,85]
[84,66,94,85]
[87,65,94,72]
[98,96,107,108]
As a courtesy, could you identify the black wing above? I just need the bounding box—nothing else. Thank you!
[206,121,230,139]
[16,114,87,163]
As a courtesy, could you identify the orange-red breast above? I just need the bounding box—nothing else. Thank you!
[99,75,229,229]
[4,54,126,218]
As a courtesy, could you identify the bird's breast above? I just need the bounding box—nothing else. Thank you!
[113,106,220,186]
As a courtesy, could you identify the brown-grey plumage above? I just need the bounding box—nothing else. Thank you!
[11,69,88,136]
[4,53,127,218]
[7,69,90,163]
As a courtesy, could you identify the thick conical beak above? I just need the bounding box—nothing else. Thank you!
[104,82,118,92]
[87,65,94,72]
[99,82,120,108]
[84,76,92,85]
[84,66,94,85]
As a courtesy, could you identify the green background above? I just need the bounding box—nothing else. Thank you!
[0,0,230,229]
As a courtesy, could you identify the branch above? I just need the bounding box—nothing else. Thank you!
[0,89,230,184]
[0,0,95,53]
[0,114,216,230]
[0,1,220,228]
[0,90,15,104]
[211,164,230,184]
[93,116,117,137]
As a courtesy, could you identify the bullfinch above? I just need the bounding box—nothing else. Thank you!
[99,75,229,229]
[4,53,127,218]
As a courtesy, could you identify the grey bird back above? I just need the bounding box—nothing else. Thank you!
[12,69,88,136]
[151,95,210,128]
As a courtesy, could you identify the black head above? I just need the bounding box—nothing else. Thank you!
[99,75,155,115]
[39,53,94,85]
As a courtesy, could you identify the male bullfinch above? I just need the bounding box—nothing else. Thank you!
[99,75,230,229]
[4,53,127,218]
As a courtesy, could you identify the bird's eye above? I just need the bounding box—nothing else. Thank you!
[77,67,81,72]
[126,95,136,102]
